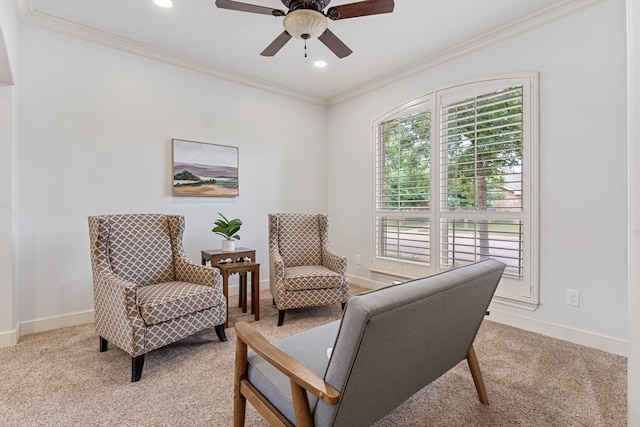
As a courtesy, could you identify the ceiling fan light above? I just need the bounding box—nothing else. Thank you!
[283,9,328,40]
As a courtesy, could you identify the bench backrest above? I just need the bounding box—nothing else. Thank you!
[314,259,506,427]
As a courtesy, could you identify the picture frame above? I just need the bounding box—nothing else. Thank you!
[172,139,239,197]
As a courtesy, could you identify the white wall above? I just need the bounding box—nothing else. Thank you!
[0,0,19,344]
[627,0,639,422]
[14,25,328,324]
[328,0,628,347]
[0,85,16,343]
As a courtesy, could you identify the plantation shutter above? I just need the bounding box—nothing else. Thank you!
[439,86,525,278]
[375,108,432,265]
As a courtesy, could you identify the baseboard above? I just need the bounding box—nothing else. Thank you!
[487,309,628,357]
[1,312,95,348]
[19,309,95,336]
[4,282,260,346]
[348,274,387,290]
[0,328,18,348]
[348,274,628,357]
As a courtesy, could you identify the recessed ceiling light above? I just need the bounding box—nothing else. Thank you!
[314,61,327,68]
[153,0,173,8]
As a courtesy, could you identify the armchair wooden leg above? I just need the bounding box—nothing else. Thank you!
[215,324,228,342]
[466,345,489,405]
[277,310,286,327]
[99,336,108,352]
[234,337,248,427]
[131,354,145,382]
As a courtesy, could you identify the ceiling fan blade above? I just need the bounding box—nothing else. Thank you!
[318,29,353,58]
[327,0,394,20]
[215,0,285,16]
[261,31,293,56]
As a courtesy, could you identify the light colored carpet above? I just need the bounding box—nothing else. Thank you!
[0,288,627,426]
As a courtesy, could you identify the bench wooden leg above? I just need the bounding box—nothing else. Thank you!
[466,344,489,404]
[234,337,248,427]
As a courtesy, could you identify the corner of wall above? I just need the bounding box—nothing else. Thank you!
[0,326,18,348]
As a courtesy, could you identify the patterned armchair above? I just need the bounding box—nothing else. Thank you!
[88,214,227,382]
[268,213,349,326]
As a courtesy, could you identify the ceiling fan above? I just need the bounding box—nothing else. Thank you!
[215,0,395,58]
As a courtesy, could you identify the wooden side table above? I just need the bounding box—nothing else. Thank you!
[201,247,256,266]
[216,261,260,327]
[201,248,259,328]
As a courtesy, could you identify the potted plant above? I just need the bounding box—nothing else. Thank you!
[212,212,242,252]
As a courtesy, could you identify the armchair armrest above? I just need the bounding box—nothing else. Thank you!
[97,267,139,307]
[322,248,347,275]
[174,253,222,292]
[235,322,340,406]
[270,250,285,281]
[167,214,221,291]
[92,267,148,356]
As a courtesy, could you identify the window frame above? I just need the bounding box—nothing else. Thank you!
[371,74,539,309]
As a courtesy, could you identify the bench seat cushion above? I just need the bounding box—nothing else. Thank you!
[137,281,223,326]
[247,320,341,425]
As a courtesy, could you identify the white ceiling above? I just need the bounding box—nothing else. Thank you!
[16,0,599,104]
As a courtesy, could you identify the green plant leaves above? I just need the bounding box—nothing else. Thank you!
[211,212,242,240]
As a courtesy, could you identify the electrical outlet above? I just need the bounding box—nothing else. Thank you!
[566,289,580,307]
[355,254,361,265]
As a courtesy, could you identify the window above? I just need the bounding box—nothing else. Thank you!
[376,104,432,266]
[373,75,538,308]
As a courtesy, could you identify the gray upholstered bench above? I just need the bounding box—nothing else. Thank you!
[233,259,506,427]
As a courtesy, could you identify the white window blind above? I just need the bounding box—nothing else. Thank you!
[440,218,524,278]
[373,75,538,308]
[440,86,525,278]
[375,107,432,265]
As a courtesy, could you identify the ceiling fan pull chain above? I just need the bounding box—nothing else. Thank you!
[301,33,310,58]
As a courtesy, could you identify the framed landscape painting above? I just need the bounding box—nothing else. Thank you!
[172,139,239,197]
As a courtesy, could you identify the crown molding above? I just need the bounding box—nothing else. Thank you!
[327,0,606,106]
[13,0,32,20]
[15,3,328,106]
[15,0,604,107]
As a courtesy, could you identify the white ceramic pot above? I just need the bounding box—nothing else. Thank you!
[222,239,236,252]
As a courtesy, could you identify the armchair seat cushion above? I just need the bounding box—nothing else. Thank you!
[137,281,223,326]
[284,266,343,291]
